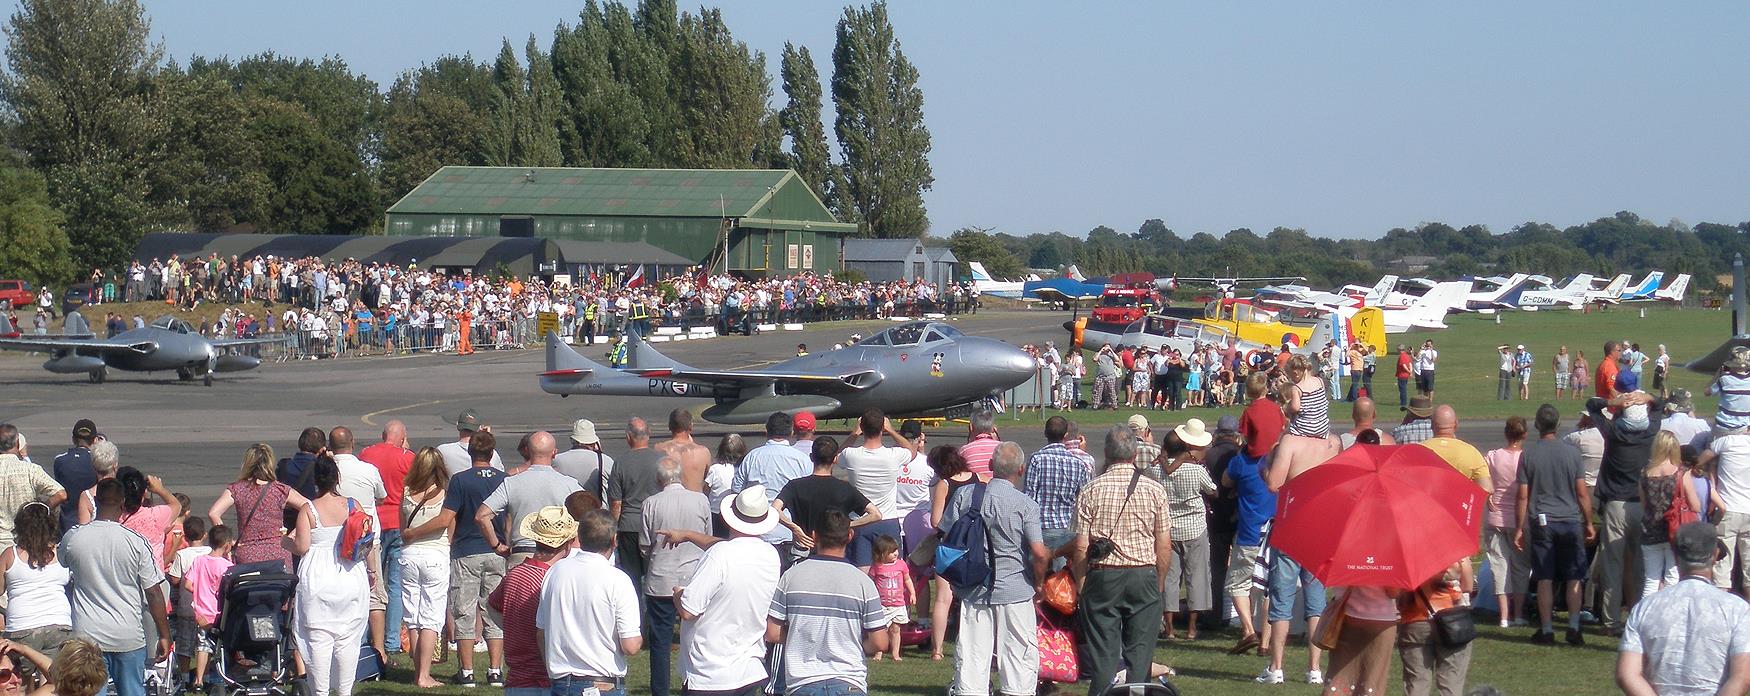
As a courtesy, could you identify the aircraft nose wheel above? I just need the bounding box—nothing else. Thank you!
[203,371,212,387]
[176,368,193,381]
[88,367,105,384]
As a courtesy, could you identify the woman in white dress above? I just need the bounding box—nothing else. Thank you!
[290,459,370,696]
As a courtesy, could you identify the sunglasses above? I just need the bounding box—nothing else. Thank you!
[0,668,18,682]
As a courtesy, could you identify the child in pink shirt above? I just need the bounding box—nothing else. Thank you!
[184,525,236,688]
[868,535,914,661]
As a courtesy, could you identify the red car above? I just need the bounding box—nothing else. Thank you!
[0,280,34,310]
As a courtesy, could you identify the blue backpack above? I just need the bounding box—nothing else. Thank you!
[934,483,994,588]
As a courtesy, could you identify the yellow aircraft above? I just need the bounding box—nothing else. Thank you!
[1195,298,1314,348]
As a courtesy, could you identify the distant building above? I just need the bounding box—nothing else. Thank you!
[383,166,857,278]
[843,239,958,286]
[1390,255,1439,274]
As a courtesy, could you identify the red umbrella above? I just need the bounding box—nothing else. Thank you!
[1270,443,1484,589]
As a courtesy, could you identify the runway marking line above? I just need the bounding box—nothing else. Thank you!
[362,398,450,427]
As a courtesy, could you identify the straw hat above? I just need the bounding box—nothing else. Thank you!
[517,506,578,549]
[570,419,599,445]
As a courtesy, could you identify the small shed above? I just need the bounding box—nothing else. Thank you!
[843,240,958,285]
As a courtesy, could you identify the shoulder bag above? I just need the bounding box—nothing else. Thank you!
[1310,587,1353,652]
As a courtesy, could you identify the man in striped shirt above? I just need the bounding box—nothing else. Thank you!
[765,511,889,695]
[960,409,1001,481]
[489,507,576,696]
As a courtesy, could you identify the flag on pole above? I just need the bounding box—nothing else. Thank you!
[624,266,646,290]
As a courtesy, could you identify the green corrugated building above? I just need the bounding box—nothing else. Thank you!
[384,166,857,277]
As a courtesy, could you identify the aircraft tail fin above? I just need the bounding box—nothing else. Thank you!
[1063,265,1086,282]
[1628,271,1663,299]
[1563,274,1594,292]
[1597,273,1631,300]
[968,261,993,282]
[62,311,90,337]
[543,331,606,376]
[1656,274,1691,302]
[1407,282,1464,326]
[1367,275,1397,304]
[1349,306,1388,355]
[624,326,699,373]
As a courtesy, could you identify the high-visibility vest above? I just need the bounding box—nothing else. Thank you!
[584,304,597,321]
[612,342,628,365]
[631,303,649,320]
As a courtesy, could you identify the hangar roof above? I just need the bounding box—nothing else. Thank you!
[387,166,816,219]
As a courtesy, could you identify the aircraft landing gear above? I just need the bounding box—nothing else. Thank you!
[203,371,212,387]
[177,368,193,381]
[87,367,105,384]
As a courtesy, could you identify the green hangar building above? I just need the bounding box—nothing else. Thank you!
[384,166,858,278]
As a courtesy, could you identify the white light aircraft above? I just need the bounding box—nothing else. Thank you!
[1618,271,1664,301]
[1584,274,1633,305]
[1516,274,1596,310]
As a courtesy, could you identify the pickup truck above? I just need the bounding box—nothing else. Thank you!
[0,280,34,310]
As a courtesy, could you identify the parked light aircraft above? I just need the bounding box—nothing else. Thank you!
[540,321,1036,424]
[1464,274,1535,311]
[1585,274,1633,305]
[0,312,280,385]
[1517,274,1596,310]
[1618,271,1665,302]
[966,261,1030,299]
[1651,274,1691,303]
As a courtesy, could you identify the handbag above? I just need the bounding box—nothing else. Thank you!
[1036,608,1079,684]
[1310,587,1353,652]
[906,532,940,570]
[1431,605,1476,648]
[1043,567,1078,615]
[1666,475,1700,541]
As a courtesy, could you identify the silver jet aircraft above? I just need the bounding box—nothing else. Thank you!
[540,321,1037,424]
[0,312,282,385]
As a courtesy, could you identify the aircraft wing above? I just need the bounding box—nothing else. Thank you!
[632,366,882,392]
[0,336,155,355]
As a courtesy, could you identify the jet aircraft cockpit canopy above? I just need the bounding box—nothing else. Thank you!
[150,316,193,334]
[857,321,963,347]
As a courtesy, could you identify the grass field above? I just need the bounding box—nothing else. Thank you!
[1044,304,1730,429]
[353,621,1618,695]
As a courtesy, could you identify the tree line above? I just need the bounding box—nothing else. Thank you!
[948,211,1750,293]
[0,0,935,285]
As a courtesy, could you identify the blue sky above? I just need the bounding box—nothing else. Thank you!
[40,2,1750,239]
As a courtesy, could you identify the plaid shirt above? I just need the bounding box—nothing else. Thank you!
[1163,462,1217,541]
[1024,443,1090,529]
[1392,419,1434,444]
[1073,462,1171,568]
[1135,439,1164,481]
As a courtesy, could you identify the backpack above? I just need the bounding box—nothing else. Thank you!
[933,483,994,589]
[337,499,376,563]
[1665,474,1700,541]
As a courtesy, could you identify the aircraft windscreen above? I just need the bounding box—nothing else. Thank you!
[882,323,926,346]
[933,324,963,339]
[150,316,190,333]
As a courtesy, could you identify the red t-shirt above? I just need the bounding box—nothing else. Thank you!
[358,442,414,531]
[1395,352,1412,380]
[1597,358,1619,399]
[489,558,552,688]
[1240,397,1286,458]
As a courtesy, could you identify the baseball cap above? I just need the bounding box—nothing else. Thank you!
[570,419,599,445]
[1127,414,1150,432]
[72,419,96,440]
[1674,521,1725,566]
[792,412,817,431]
[1215,415,1240,434]
[1615,371,1639,393]
[456,409,482,431]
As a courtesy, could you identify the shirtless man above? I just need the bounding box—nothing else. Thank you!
[654,408,711,492]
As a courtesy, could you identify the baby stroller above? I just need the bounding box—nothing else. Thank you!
[212,561,303,696]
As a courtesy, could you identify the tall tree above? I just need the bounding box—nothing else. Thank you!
[670,8,770,168]
[521,36,564,167]
[0,152,74,287]
[832,1,932,238]
[377,56,494,208]
[779,43,845,214]
[552,1,655,167]
[485,39,525,166]
[154,67,271,231]
[246,98,376,234]
[1,0,171,267]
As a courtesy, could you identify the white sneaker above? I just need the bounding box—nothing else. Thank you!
[1255,669,1284,684]
[1499,619,1511,628]
[1307,670,1325,685]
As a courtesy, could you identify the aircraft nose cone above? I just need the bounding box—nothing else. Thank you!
[976,340,1037,386]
